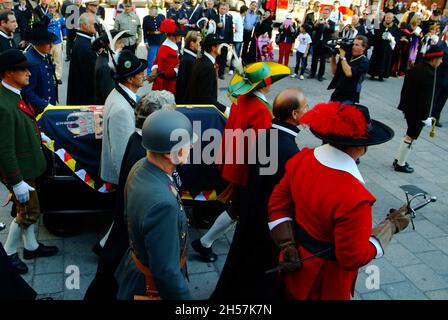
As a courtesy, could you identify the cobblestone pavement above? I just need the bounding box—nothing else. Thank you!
[1,9,448,300]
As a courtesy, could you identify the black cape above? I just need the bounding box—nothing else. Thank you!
[0,245,37,300]
[84,132,145,300]
[210,120,300,300]
[67,32,97,105]
[94,53,115,105]
[398,61,436,125]
[175,50,196,104]
[184,55,226,113]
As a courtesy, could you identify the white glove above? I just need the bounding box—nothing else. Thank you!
[12,181,35,204]
[422,117,433,127]
[41,132,51,145]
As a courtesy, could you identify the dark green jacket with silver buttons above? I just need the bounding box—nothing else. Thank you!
[0,85,46,186]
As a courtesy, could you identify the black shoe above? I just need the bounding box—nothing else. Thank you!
[394,163,414,173]
[191,239,217,262]
[435,121,443,128]
[218,74,225,80]
[318,77,326,82]
[370,75,376,80]
[57,80,62,85]
[8,253,28,274]
[378,77,384,82]
[92,242,103,257]
[392,159,412,168]
[308,74,315,79]
[23,243,59,260]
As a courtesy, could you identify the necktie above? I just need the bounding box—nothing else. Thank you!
[220,15,225,37]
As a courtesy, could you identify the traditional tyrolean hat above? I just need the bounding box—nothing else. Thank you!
[112,49,148,80]
[300,102,394,146]
[228,62,290,98]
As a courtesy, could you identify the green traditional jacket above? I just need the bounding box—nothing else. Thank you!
[0,84,46,187]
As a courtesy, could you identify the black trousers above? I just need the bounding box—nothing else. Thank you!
[217,44,229,77]
[310,44,327,78]
[242,29,255,65]
[431,84,448,122]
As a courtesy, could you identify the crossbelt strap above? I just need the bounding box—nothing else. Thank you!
[131,235,188,298]
[293,222,337,261]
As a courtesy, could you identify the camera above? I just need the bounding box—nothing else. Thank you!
[324,38,354,55]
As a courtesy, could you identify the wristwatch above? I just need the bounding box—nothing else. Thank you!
[341,57,347,61]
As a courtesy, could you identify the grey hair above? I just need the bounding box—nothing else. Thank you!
[135,90,176,129]
[78,13,94,30]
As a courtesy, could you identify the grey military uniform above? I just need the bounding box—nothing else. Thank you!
[114,12,142,47]
[115,158,191,300]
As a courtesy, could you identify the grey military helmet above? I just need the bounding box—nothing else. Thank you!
[142,109,197,153]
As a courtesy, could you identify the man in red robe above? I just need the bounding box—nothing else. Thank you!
[268,102,412,300]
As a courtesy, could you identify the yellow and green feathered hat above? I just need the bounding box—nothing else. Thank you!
[228,62,290,98]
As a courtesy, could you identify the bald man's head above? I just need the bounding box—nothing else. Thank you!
[273,88,308,124]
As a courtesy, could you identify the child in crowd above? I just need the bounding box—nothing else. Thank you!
[291,25,312,80]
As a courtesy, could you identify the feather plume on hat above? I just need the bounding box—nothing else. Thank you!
[160,19,178,34]
[300,102,368,139]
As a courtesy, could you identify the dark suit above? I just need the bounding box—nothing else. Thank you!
[13,5,32,46]
[211,119,300,300]
[67,32,97,105]
[304,11,319,33]
[186,3,203,30]
[204,7,218,21]
[214,13,233,77]
[431,41,448,122]
[0,32,17,53]
[175,50,197,104]
[115,158,191,300]
[22,47,57,114]
[310,19,335,79]
[184,55,226,113]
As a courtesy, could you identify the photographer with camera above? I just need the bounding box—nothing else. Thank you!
[328,35,369,104]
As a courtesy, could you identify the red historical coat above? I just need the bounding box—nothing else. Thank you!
[219,92,273,186]
[152,39,179,94]
[268,145,379,300]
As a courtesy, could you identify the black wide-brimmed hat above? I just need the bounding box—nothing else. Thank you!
[202,33,225,47]
[26,21,58,45]
[92,30,133,52]
[424,43,446,60]
[112,49,148,80]
[0,49,38,72]
[300,102,394,146]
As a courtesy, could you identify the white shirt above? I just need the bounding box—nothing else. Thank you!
[0,30,13,40]
[252,90,268,103]
[295,32,312,53]
[118,83,137,102]
[183,48,197,58]
[233,15,244,42]
[204,51,216,64]
[2,81,21,96]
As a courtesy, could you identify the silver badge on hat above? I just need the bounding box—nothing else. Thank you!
[124,60,132,69]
